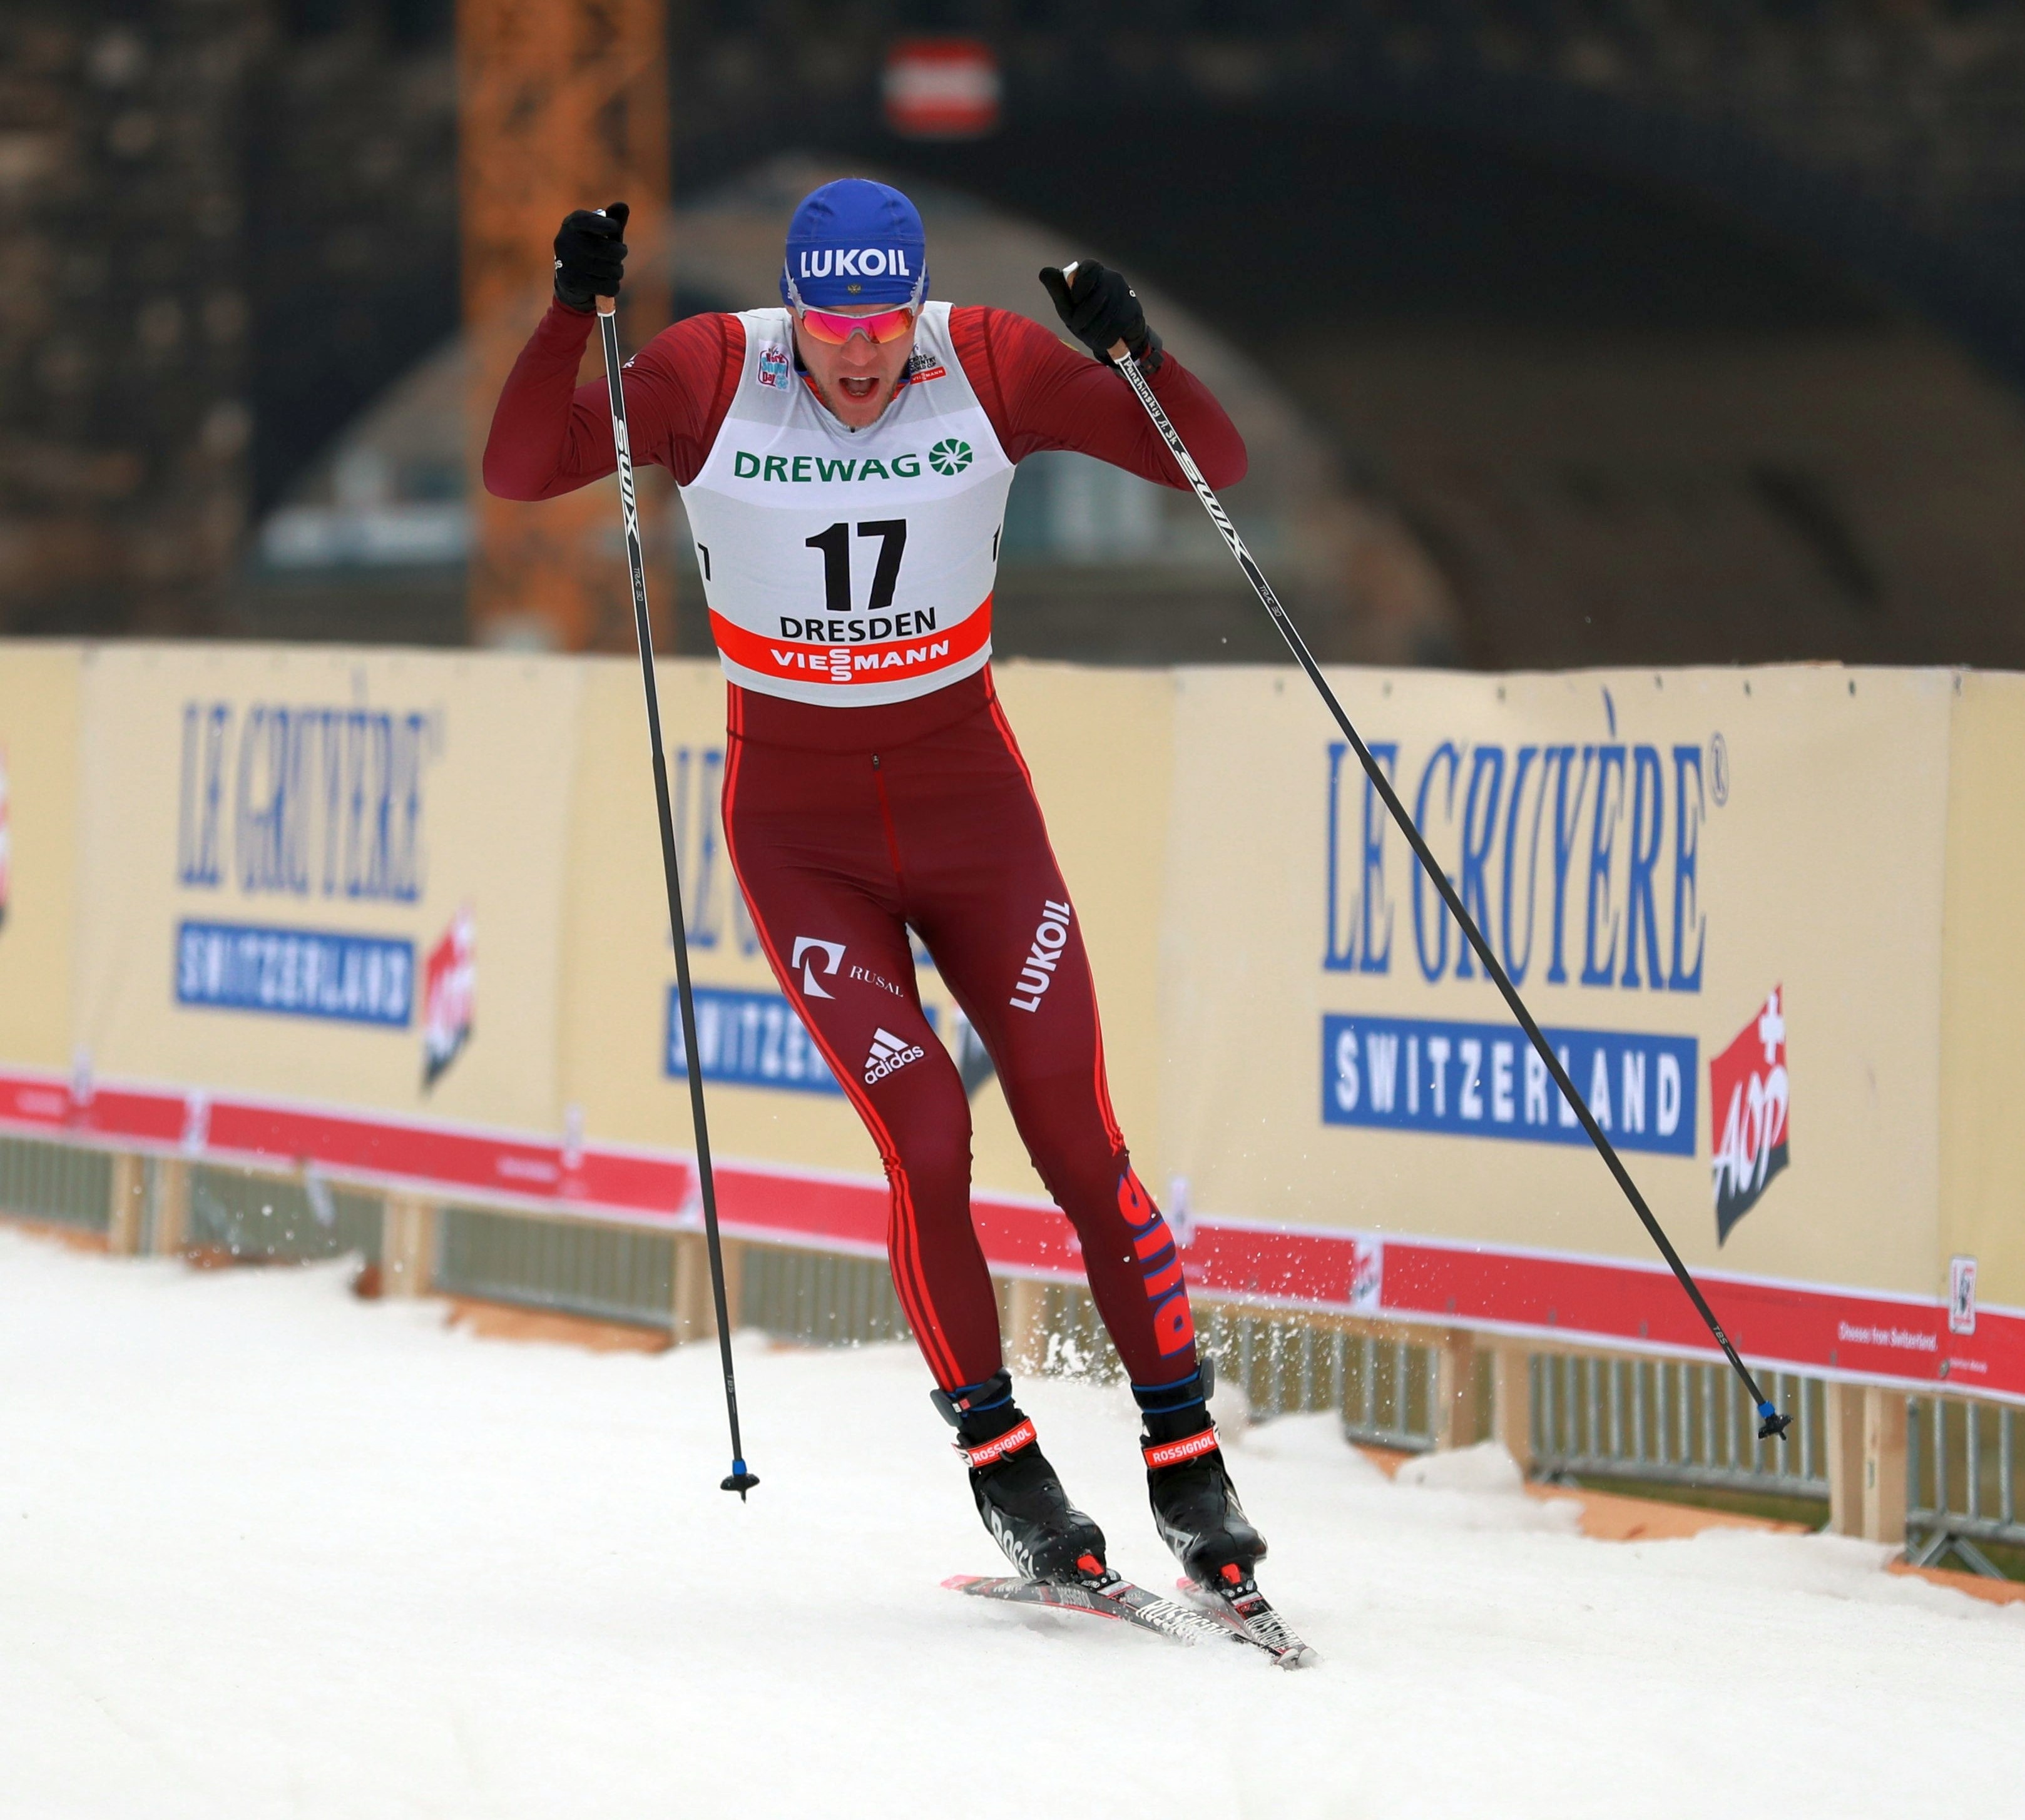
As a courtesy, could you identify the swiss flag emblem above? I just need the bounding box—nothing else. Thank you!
[1710,987,1790,1244]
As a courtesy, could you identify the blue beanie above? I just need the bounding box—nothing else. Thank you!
[780,178,927,309]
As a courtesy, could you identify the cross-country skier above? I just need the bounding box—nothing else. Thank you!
[486,179,1265,1595]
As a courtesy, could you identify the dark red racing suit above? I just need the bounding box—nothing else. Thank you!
[487,300,1247,1393]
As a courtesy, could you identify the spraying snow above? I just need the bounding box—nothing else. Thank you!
[2,1227,2019,1819]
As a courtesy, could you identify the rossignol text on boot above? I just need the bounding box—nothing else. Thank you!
[934,1370,1108,1584]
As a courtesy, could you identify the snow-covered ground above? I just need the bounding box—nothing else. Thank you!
[3,1227,2021,1820]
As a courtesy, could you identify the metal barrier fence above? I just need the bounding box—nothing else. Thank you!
[1214,1311,1445,1454]
[1907,1396,2025,1573]
[740,1243,912,1348]
[1009,1281,1446,1453]
[0,1134,113,1233]
[436,1205,675,1328]
[429,1214,921,1345]
[187,1164,382,1264]
[1529,1353,1830,1502]
[8,1148,2024,1577]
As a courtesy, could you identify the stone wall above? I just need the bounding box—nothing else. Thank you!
[0,1,262,635]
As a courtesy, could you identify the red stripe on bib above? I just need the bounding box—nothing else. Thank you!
[710,597,992,688]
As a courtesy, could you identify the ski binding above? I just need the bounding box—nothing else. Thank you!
[1177,1571,1318,1669]
[946,1567,1304,1664]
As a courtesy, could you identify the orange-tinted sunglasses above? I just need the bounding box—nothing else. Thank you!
[794,302,918,345]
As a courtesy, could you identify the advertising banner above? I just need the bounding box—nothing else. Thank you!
[0,644,83,1076]
[1158,665,1950,1286]
[58,644,584,1192]
[4,641,2022,1399]
[1153,664,2025,1396]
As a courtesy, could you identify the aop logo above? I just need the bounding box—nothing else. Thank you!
[421,905,475,1089]
[792,936,845,999]
[1710,987,1789,1243]
[1009,900,1073,1012]
[928,439,972,475]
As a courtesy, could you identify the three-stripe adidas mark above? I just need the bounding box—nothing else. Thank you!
[864,1027,926,1085]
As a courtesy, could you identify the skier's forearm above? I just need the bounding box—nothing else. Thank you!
[482,301,616,501]
[1136,356,1247,491]
[1023,349,1247,492]
[959,307,1247,491]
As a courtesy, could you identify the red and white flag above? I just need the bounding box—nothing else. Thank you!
[882,38,1001,140]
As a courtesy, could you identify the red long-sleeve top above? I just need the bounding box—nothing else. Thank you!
[482,300,1248,501]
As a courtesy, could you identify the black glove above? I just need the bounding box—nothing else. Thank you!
[553,202,629,312]
[1038,260,1164,372]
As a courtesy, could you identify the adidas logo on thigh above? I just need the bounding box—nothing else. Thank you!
[864,1026,926,1085]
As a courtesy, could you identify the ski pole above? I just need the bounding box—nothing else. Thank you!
[1077,273,1791,1443]
[596,292,762,1497]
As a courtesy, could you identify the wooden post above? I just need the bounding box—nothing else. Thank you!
[1862,1385,1909,1547]
[1434,1328,1480,1450]
[673,1233,745,1344]
[1005,1277,1048,1374]
[1491,1344,1533,1472]
[459,0,671,652]
[381,1196,437,1298]
[1824,1380,1867,1536]
[671,1233,707,1342]
[151,1159,191,1256]
[106,1152,145,1255]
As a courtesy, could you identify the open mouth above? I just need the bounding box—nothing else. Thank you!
[838,375,880,401]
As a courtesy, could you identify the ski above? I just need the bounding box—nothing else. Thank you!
[1178,1575,1319,1669]
[944,1570,1244,1652]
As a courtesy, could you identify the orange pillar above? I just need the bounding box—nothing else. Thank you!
[457,0,673,651]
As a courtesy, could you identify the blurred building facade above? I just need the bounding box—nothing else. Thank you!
[2,1,266,636]
[9,1,2025,666]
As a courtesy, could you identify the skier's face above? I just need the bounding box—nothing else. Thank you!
[794,304,918,430]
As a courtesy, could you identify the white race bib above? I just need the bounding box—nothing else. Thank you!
[680,303,1015,706]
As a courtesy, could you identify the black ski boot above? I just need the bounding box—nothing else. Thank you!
[934,1370,1107,1584]
[1136,1364,1266,1589]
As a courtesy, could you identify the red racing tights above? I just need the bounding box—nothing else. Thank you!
[722,668,1199,1394]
